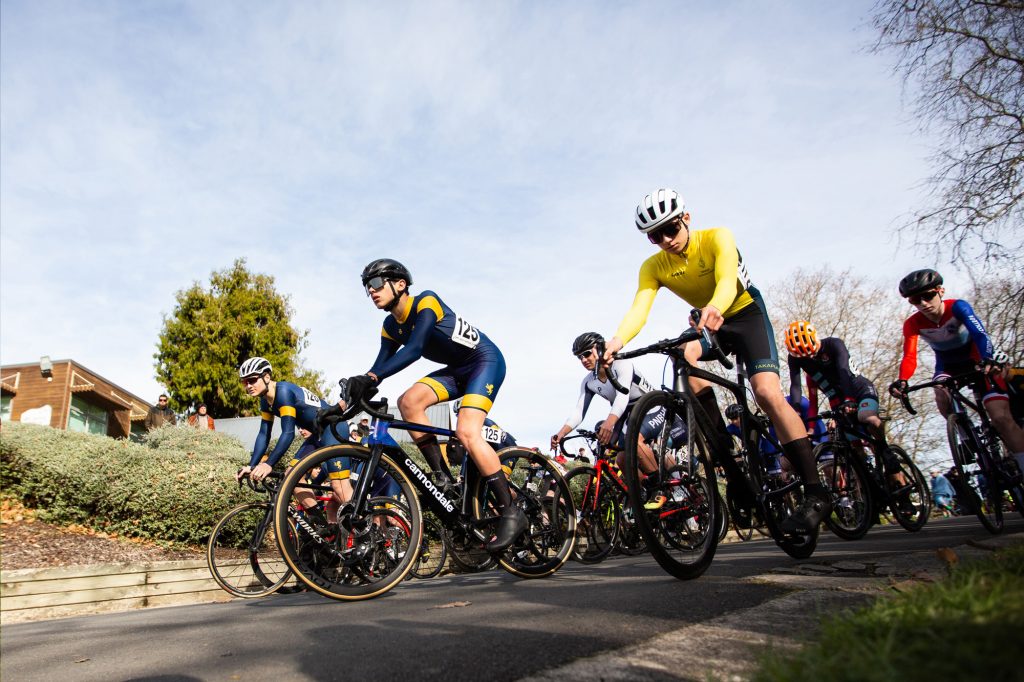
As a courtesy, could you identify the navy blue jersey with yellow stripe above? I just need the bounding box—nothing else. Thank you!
[369,290,500,381]
[251,381,332,468]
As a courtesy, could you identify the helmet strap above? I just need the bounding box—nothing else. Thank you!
[383,281,408,313]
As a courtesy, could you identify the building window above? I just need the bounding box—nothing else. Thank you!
[1,395,11,420]
[68,395,109,435]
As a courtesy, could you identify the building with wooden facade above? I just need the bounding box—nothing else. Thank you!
[0,358,152,439]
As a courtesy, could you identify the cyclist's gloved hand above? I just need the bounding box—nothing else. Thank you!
[888,379,908,399]
[981,357,1005,375]
[344,374,377,407]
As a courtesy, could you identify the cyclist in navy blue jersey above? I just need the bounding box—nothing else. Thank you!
[235,357,350,527]
[338,259,525,552]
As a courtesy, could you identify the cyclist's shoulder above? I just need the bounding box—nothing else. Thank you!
[693,225,736,248]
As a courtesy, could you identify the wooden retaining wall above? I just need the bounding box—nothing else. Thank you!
[0,560,234,624]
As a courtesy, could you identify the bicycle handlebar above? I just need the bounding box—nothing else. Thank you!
[900,369,983,417]
[558,429,597,456]
[611,309,734,376]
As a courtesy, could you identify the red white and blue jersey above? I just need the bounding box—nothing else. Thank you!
[898,299,994,381]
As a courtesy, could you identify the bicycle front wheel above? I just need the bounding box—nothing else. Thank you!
[207,502,295,598]
[624,390,718,580]
[947,414,1003,534]
[815,443,873,541]
[273,445,423,600]
[885,446,930,532]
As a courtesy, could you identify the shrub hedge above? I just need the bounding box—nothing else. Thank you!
[0,422,265,546]
[0,421,519,547]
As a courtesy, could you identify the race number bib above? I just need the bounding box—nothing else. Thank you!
[301,388,322,408]
[482,425,505,445]
[452,314,481,349]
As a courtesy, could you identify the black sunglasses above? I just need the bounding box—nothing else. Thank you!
[576,348,595,360]
[364,276,388,293]
[647,220,683,244]
[908,290,940,305]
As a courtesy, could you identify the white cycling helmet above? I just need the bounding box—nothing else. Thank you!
[238,357,272,379]
[635,188,685,233]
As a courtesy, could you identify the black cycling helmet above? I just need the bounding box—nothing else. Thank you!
[725,404,743,420]
[361,258,413,288]
[898,269,943,298]
[572,332,604,356]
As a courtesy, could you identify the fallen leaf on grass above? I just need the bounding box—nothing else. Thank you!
[434,601,472,609]
[936,547,959,567]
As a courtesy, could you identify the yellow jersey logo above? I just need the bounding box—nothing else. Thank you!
[485,384,494,395]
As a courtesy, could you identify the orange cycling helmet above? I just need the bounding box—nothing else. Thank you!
[784,321,820,357]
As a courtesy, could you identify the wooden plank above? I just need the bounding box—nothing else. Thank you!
[1,559,208,582]
[2,571,145,597]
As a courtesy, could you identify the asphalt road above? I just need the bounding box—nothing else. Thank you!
[3,515,1021,682]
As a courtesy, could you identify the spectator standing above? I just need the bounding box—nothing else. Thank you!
[930,468,956,517]
[349,425,364,443]
[145,394,177,431]
[187,403,215,430]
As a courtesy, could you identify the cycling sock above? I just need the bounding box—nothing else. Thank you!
[414,435,453,483]
[781,437,821,486]
[483,471,513,512]
[695,387,732,453]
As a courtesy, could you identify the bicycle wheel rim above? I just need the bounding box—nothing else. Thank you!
[207,502,293,598]
[273,445,423,600]
[625,390,718,580]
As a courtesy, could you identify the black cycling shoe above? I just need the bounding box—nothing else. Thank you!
[486,507,528,552]
[780,495,831,535]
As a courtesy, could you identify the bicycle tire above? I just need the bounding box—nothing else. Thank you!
[410,514,447,579]
[273,445,423,601]
[815,443,873,541]
[885,446,931,532]
[473,447,576,578]
[444,525,497,573]
[624,390,718,580]
[947,414,1003,534]
[207,502,294,598]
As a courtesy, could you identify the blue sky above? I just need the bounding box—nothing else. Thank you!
[1,1,953,447]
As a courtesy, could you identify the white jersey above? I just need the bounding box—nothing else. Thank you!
[563,358,652,430]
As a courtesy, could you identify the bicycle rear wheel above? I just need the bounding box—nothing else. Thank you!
[947,414,1003,534]
[273,445,423,600]
[884,446,930,532]
[207,502,295,598]
[815,443,873,541]
[624,390,718,580]
[474,448,576,578]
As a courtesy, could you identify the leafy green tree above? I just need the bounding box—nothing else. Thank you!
[154,259,327,417]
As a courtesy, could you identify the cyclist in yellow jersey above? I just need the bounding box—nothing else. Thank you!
[603,188,831,533]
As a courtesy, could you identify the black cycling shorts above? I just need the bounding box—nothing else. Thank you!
[698,286,780,376]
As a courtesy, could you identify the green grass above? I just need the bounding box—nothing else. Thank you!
[753,544,1024,682]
